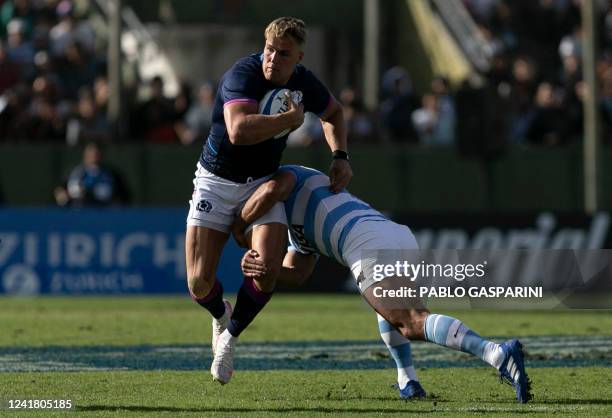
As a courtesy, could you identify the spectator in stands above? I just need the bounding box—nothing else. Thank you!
[559,24,583,65]
[93,75,109,114]
[54,141,129,207]
[558,53,581,93]
[411,76,456,146]
[508,56,538,142]
[455,76,503,158]
[175,81,215,145]
[65,86,110,145]
[5,18,35,78]
[131,75,177,142]
[338,86,375,143]
[379,66,419,143]
[55,39,95,100]
[430,75,456,144]
[411,92,439,144]
[31,19,51,53]
[27,75,65,141]
[49,0,94,58]
[0,0,36,39]
[0,39,20,94]
[35,0,62,25]
[32,50,60,89]
[525,81,564,145]
[173,80,192,120]
[0,83,31,141]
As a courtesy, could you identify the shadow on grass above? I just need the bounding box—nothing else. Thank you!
[77,405,438,414]
[77,402,555,414]
[535,398,612,405]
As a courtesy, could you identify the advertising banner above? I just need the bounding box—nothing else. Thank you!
[0,208,244,295]
[1,209,610,296]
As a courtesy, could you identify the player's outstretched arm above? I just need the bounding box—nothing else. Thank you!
[242,249,317,287]
[319,97,352,192]
[224,96,304,145]
[232,171,297,247]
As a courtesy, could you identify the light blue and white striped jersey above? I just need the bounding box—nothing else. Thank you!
[279,165,388,265]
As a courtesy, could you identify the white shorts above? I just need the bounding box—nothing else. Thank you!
[186,163,287,233]
[343,219,419,292]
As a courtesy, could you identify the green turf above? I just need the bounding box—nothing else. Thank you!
[1,368,611,417]
[1,295,611,347]
[0,295,611,416]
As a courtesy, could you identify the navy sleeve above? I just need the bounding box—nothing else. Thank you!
[301,69,331,116]
[221,67,260,105]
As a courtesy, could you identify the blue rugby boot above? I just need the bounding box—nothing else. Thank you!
[398,380,426,400]
[498,339,532,403]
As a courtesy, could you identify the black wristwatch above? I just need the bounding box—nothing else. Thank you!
[332,150,349,161]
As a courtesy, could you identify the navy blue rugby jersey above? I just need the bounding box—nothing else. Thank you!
[199,53,331,183]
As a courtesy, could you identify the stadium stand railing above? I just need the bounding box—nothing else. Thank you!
[93,0,179,95]
[429,0,492,74]
[405,0,473,87]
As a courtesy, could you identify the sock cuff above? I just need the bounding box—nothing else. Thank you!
[423,313,439,342]
[242,277,272,304]
[226,319,240,337]
[190,279,223,302]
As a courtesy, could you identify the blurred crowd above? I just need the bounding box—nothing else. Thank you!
[2,0,612,150]
[462,0,612,147]
[301,0,612,148]
[0,0,108,143]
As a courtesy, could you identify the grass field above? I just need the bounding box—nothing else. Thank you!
[1,295,611,417]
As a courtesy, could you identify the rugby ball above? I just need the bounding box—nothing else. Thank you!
[259,88,302,138]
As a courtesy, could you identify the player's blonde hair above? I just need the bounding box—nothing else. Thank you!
[264,17,307,46]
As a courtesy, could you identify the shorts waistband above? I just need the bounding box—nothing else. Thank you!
[199,161,271,184]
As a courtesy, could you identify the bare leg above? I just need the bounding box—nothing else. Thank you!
[185,225,230,322]
[226,222,286,337]
[248,223,287,292]
[362,278,506,369]
[185,225,228,297]
[362,280,430,341]
[211,222,287,385]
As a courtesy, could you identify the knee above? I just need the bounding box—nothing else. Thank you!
[257,256,281,281]
[252,259,280,293]
[397,325,419,340]
[397,310,429,340]
[187,270,216,298]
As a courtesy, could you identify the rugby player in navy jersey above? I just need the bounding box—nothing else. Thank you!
[232,165,531,403]
[184,17,352,385]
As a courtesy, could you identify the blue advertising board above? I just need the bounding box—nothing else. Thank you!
[0,208,245,295]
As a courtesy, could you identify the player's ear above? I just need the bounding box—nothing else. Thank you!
[298,50,304,62]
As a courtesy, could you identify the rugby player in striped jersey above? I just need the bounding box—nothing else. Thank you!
[229,165,532,403]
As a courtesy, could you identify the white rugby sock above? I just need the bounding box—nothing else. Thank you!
[377,313,418,387]
[424,313,505,368]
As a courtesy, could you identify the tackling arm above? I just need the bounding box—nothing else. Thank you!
[242,249,318,288]
[232,170,297,247]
